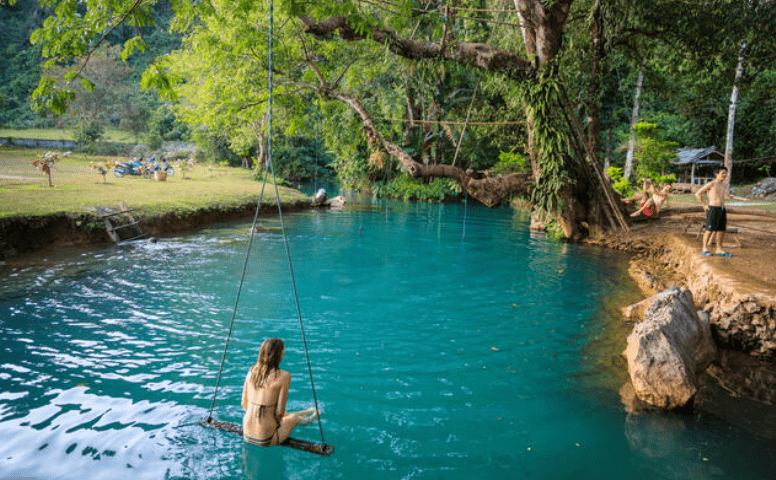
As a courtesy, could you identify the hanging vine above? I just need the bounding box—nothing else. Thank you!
[522,64,571,214]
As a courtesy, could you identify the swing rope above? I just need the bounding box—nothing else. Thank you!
[461,190,468,241]
[205,0,326,446]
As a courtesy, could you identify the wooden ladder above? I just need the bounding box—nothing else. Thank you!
[100,201,147,243]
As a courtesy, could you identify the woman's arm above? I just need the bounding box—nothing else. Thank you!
[275,371,291,420]
[241,373,250,410]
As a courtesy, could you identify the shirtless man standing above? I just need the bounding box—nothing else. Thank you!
[695,166,745,256]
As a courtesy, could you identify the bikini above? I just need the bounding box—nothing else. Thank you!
[244,402,281,446]
[643,192,667,217]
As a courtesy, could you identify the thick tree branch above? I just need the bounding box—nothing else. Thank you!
[294,71,530,207]
[298,16,535,80]
[329,86,530,206]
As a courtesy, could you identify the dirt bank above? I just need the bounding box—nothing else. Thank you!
[0,199,311,259]
[585,207,776,436]
[587,211,776,358]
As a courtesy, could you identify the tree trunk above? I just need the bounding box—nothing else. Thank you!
[298,1,629,240]
[513,0,573,64]
[514,0,573,178]
[724,39,746,187]
[253,112,269,174]
[624,58,646,180]
[587,0,604,158]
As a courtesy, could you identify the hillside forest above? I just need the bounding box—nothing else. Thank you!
[1,0,775,238]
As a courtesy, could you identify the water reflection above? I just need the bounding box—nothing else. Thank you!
[240,443,286,480]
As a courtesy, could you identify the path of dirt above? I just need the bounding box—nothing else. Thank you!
[586,201,776,439]
[588,202,776,298]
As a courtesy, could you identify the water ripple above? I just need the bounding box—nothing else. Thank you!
[1,201,773,479]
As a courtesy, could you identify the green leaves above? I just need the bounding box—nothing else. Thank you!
[141,60,178,102]
[121,37,148,62]
[31,75,74,113]
[520,66,569,213]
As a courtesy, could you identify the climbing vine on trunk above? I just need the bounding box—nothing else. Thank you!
[522,66,570,215]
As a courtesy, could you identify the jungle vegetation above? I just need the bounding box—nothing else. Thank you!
[1,0,775,238]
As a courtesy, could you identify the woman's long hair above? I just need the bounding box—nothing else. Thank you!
[250,338,284,388]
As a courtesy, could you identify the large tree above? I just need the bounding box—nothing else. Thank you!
[286,0,627,239]
[24,0,776,238]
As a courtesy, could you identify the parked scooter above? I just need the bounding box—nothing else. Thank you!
[114,157,146,178]
[142,156,175,179]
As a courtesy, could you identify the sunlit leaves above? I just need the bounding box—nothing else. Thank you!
[141,59,178,102]
[31,74,75,113]
[121,36,148,61]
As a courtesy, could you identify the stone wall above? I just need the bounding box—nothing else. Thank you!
[0,137,77,149]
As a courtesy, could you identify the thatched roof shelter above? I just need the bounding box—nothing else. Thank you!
[673,146,724,185]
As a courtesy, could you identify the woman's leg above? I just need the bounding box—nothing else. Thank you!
[274,409,319,443]
[275,412,301,445]
[630,198,654,217]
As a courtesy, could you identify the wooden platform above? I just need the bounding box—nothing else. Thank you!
[199,417,334,456]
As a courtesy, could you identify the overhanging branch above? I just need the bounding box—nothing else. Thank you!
[298,16,535,80]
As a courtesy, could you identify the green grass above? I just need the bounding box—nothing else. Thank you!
[0,128,137,143]
[0,147,309,217]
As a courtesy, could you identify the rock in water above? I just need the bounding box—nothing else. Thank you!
[311,188,327,206]
[624,287,717,409]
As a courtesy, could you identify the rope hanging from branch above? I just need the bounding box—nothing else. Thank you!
[201,0,330,455]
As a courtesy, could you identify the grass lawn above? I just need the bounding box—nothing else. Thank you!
[0,127,138,143]
[0,147,308,218]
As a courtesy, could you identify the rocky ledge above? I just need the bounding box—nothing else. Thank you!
[622,234,776,358]
[599,231,776,413]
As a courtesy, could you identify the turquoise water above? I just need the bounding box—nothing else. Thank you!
[0,200,774,479]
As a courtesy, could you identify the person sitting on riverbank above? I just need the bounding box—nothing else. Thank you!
[622,178,656,206]
[630,183,672,218]
[241,338,318,447]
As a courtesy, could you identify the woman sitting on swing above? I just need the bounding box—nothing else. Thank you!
[241,338,318,446]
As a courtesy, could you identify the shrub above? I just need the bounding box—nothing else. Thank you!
[374,175,458,202]
[607,166,634,197]
[492,149,529,175]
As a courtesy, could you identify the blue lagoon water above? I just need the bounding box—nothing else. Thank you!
[0,200,774,479]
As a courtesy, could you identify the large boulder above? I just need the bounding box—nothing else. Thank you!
[624,287,717,409]
[752,177,776,199]
[311,188,327,206]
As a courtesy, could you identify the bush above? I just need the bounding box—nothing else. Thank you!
[607,166,634,197]
[374,175,458,202]
[654,174,678,185]
[271,138,334,183]
[75,120,104,146]
[145,132,164,151]
[492,149,529,175]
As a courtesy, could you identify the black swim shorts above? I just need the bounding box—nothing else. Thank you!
[705,206,726,232]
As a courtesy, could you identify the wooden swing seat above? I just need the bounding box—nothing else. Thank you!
[199,417,334,456]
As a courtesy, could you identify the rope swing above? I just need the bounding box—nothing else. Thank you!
[200,0,332,456]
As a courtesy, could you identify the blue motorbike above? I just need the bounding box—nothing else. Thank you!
[113,157,146,178]
[144,156,175,178]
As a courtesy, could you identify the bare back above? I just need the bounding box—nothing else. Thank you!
[242,369,294,445]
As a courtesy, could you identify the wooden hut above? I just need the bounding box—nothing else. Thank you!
[673,146,725,185]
